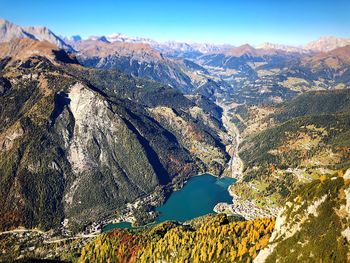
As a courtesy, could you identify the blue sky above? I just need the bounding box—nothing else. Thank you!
[1,0,349,45]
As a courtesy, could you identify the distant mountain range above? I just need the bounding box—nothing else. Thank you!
[1,17,350,105]
[66,31,350,55]
[2,18,350,102]
[73,39,200,93]
[256,42,307,53]
[304,36,350,52]
[1,18,350,57]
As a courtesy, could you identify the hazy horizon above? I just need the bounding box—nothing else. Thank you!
[1,0,349,46]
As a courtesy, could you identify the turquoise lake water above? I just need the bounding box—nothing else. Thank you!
[103,174,236,231]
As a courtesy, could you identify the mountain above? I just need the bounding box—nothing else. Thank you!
[304,36,350,52]
[4,19,348,60]
[63,35,82,43]
[195,44,301,102]
[188,43,233,54]
[284,45,350,86]
[196,43,350,105]
[153,41,233,58]
[72,39,164,60]
[0,38,229,232]
[72,39,197,93]
[223,44,288,57]
[105,32,157,46]
[227,88,350,215]
[225,44,259,57]
[0,18,74,52]
[71,38,227,94]
[302,44,350,65]
[70,35,82,42]
[255,172,350,262]
[0,38,78,64]
[256,42,307,53]
[69,32,234,58]
[104,32,234,55]
[198,43,296,69]
[257,37,350,53]
[86,35,110,43]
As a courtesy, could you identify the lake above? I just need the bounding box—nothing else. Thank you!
[103,174,236,231]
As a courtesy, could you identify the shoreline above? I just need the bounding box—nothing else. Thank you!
[214,187,279,220]
[103,173,237,231]
[76,101,242,234]
[62,101,247,235]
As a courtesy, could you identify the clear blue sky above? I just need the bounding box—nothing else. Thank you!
[1,0,349,45]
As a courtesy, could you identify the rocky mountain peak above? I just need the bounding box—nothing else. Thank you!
[256,42,307,53]
[225,44,259,57]
[304,36,350,52]
[0,18,74,52]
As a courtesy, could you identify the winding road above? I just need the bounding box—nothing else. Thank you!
[218,102,244,179]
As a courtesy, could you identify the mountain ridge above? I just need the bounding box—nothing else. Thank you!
[0,18,74,52]
[2,18,350,58]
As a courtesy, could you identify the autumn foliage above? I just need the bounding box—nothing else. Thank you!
[79,215,275,263]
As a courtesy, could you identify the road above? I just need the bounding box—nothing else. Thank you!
[0,228,97,244]
[0,228,46,236]
[218,102,244,180]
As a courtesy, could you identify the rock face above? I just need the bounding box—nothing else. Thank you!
[0,19,73,51]
[59,81,210,225]
[0,39,228,231]
[256,42,306,53]
[304,36,350,52]
[55,83,167,226]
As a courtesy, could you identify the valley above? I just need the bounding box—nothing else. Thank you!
[218,102,243,179]
[0,17,350,262]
